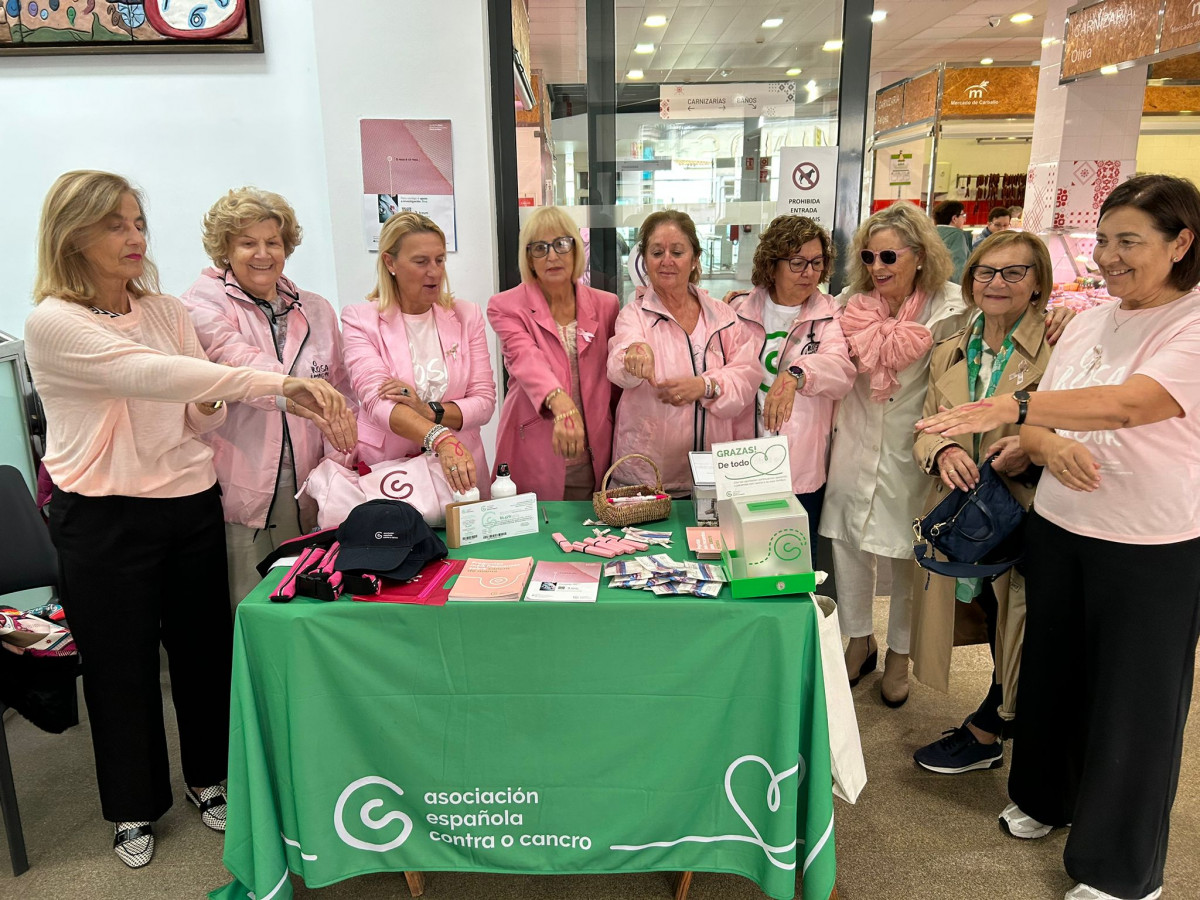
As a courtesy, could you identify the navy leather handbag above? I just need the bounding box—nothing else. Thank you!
[913,457,1026,579]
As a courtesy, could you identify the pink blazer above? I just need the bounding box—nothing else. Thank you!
[341,298,497,497]
[487,281,620,499]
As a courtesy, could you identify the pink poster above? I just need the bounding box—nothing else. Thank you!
[360,119,457,251]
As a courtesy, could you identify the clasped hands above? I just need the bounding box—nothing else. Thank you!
[934,436,1029,492]
[281,376,357,453]
[623,342,706,407]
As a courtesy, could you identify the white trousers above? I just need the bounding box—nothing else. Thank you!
[831,538,914,654]
[224,470,306,608]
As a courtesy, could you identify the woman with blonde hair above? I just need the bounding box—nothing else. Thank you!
[487,206,620,499]
[606,210,758,496]
[341,212,496,496]
[821,202,1071,706]
[180,187,356,605]
[26,170,353,867]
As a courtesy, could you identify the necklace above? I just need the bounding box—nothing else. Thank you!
[1112,305,1137,332]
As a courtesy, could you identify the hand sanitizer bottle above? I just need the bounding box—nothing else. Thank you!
[492,463,517,499]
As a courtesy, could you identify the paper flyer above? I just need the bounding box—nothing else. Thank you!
[360,118,457,252]
[524,561,601,603]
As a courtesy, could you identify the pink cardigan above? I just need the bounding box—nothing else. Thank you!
[341,298,497,497]
[487,281,620,499]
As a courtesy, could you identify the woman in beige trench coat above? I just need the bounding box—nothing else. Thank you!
[909,231,1056,774]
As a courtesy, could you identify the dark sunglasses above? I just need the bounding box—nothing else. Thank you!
[527,236,576,258]
[859,247,911,266]
[970,264,1035,284]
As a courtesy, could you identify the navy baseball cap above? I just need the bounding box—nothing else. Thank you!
[335,499,447,582]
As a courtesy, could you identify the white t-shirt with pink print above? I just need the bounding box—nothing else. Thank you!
[1033,290,1200,544]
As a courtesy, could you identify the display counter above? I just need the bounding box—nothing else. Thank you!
[212,502,837,900]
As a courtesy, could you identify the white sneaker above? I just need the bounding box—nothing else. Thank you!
[1065,883,1161,900]
[998,802,1055,839]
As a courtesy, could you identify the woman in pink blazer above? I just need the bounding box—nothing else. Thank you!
[487,206,620,500]
[341,213,496,497]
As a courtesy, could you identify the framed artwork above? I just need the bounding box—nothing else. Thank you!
[0,0,263,55]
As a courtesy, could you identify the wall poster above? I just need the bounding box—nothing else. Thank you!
[360,119,457,252]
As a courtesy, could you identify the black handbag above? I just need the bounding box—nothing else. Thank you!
[913,457,1026,579]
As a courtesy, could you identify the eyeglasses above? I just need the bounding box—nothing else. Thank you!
[859,247,911,266]
[778,256,825,274]
[970,264,1035,283]
[527,236,576,258]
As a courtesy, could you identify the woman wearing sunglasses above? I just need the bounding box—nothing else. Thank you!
[909,232,1055,774]
[821,203,1072,706]
[728,215,855,539]
[487,206,619,499]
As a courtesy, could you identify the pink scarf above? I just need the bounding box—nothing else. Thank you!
[841,290,933,402]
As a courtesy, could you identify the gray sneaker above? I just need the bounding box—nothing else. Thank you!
[999,802,1056,839]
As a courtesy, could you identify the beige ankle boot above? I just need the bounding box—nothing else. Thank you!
[844,635,878,687]
[881,649,910,708]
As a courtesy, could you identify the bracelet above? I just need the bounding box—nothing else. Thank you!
[544,387,566,409]
[432,430,455,451]
[553,409,581,424]
[423,424,449,452]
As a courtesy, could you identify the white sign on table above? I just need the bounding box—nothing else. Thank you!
[710,437,793,500]
[452,493,540,546]
[775,146,839,232]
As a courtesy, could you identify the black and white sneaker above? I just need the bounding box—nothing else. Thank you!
[913,717,1003,774]
[113,821,155,868]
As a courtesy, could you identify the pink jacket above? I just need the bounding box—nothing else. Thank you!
[487,281,620,499]
[606,285,758,496]
[730,287,856,493]
[180,268,355,528]
[341,298,497,497]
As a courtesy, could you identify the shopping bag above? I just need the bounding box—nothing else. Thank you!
[299,455,455,529]
[812,594,867,803]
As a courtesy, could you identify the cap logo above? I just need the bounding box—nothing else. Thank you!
[375,531,399,540]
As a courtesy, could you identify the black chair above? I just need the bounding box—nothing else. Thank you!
[0,464,59,876]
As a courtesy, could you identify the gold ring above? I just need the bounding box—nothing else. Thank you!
[450,464,459,471]
[675,394,682,401]
[1061,468,1069,475]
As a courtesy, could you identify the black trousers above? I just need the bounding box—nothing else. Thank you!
[970,580,1007,738]
[48,485,233,823]
[1010,511,1200,897]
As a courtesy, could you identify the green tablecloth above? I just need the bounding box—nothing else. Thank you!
[213,502,834,900]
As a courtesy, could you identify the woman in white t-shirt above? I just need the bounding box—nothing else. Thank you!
[728,215,855,539]
[341,213,497,497]
[917,174,1200,900]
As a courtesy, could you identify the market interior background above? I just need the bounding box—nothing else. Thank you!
[2,0,1200,897]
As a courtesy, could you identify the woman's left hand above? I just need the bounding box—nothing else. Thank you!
[1044,307,1076,345]
[916,396,1018,437]
[656,375,706,407]
[984,435,1030,476]
[762,372,798,432]
[378,378,428,416]
[284,377,358,452]
[435,433,477,493]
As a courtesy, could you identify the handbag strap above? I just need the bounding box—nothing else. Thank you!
[914,543,1020,579]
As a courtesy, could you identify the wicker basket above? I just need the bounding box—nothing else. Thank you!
[592,453,672,526]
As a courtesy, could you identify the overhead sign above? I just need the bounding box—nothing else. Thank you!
[1161,0,1200,52]
[940,66,1040,117]
[902,71,939,124]
[874,84,905,133]
[1061,0,1166,80]
[775,146,839,231]
[660,82,796,121]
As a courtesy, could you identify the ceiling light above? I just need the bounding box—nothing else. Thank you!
[870,10,887,22]
[822,40,842,51]
[627,69,644,80]
[1010,12,1034,23]
[980,57,994,65]
[635,43,655,54]
[786,67,802,76]
[644,15,667,27]
[762,18,783,28]
[1100,65,1119,75]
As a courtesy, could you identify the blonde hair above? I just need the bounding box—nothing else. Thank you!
[34,170,161,305]
[960,231,1053,315]
[517,207,586,283]
[201,187,303,268]
[847,202,953,296]
[370,212,453,311]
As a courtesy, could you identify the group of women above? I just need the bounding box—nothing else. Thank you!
[22,166,1200,900]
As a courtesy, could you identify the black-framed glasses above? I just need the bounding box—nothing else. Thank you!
[527,236,576,258]
[859,247,911,266]
[779,256,825,274]
[970,264,1035,284]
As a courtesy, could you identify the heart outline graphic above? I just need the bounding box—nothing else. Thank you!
[750,445,787,475]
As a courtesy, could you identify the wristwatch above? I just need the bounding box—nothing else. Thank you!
[786,364,807,391]
[428,401,445,425]
[1013,390,1030,425]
